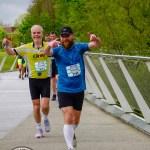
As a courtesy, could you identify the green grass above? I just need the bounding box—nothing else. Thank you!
[2,56,16,71]
[0,51,6,64]
[0,50,17,72]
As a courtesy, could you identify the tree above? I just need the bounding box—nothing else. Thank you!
[0,28,7,48]
[13,0,150,56]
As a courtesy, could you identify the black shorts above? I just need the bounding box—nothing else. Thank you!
[57,91,84,111]
[51,59,58,78]
[29,77,50,100]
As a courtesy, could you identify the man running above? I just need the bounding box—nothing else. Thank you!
[17,55,27,80]
[3,25,51,138]
[44,26,101,150]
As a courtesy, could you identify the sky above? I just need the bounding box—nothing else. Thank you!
[0,0,32,26]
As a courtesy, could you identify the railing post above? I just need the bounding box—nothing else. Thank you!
[85,55,116,104]
[0,55,7,71]
[118,59,150,123]
[85,77,94,94]
[85,67,103,98]
[146,62,150,72]
[10,56,18,71]
[99,57,133,112]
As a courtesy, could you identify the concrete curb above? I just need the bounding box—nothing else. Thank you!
[85,93,150,136]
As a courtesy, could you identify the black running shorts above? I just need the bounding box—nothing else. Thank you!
[57,91,84,111]
[29,77,50,100]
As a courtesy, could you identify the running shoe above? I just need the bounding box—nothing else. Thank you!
[19,74,21,78]
[68,148,74,150]
[44,119,51,132]
[51,94,56,101]
[35,128,43,138]
[73,134,77,148]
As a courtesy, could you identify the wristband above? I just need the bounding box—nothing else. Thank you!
[3,44,9,49]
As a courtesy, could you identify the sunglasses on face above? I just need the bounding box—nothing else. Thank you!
[61,34,70,37]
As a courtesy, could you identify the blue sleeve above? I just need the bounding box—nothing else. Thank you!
[77,43,89,53]
[51,46,60,57]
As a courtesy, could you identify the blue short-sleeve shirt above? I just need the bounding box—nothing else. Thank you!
[52,43,89,93]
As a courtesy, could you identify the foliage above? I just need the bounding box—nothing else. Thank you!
[5,0,150,56]
[0,28,7,48]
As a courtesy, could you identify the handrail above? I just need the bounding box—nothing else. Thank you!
[85,52,150,61]
[0,55,7,71]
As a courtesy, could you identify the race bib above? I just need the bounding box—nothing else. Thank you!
[35,61,47,72]
[66,63,81,77]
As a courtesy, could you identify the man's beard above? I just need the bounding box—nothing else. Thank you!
[62,40,74,49]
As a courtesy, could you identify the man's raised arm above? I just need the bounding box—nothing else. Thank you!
[2,38,16,55]
[88,33,101,50]
[44,40,59,56]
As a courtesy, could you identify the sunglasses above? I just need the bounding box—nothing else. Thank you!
[61,34,70,37]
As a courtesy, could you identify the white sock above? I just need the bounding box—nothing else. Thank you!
[63,124,74,149]
[36,123,42,130]
[44,115,48,120]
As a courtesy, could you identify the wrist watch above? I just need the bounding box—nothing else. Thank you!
[3,44,8,49]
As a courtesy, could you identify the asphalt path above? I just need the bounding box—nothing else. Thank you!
[0,71,32,139]
[0,71,150,150]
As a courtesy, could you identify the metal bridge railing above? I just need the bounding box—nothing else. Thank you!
[84,52,150,123]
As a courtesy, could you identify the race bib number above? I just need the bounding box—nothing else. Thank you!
[66,63,81,77]
[35,61,47,72]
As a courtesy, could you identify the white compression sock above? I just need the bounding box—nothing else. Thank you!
[44,115,48,120]
[63,124,74,149]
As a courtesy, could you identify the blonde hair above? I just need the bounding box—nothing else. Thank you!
[31,25,43,32]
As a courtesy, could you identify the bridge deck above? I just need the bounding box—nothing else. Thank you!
[0,71,150,150]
